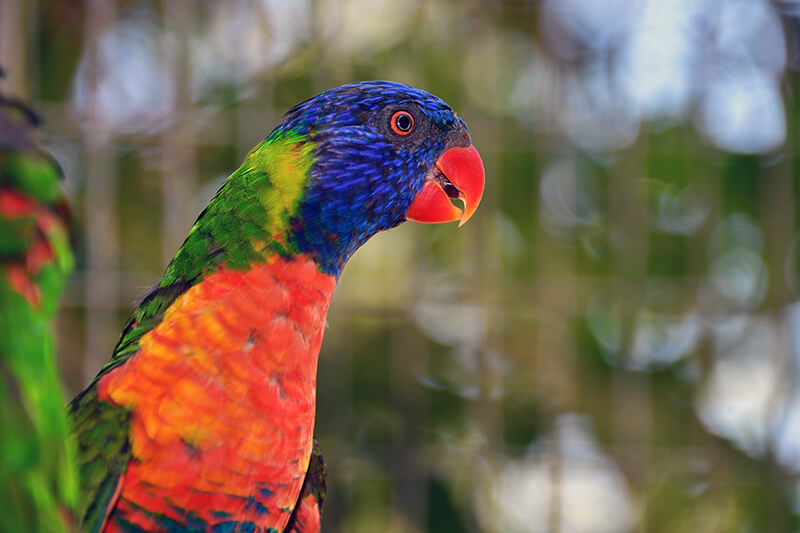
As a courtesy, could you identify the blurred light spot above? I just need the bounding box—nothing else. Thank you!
[191,0,311,99]
[708,248,768,310]
[652,184,710,235]
[696,318,786,457]
[541,0,636,56]
[708,313,749,351]
[479,414,637,533]
[537,0,788,154]
[709,213,763,256]
[587,290,623,360]
[559,66,641,151]
[71,3,175,136]
[774,390,800,472]
[538,0,644,150]
[416,346,508,400]
[412,281,507,399]
[318,0,418,57]
[619,0,700,118]
[413,284,487,349]
[775,304,800,472]
[629,309,701,370]
[539,159,603,238]
[704,214,769,310]
[708,0,786,75]
[696,0,787,153]
[698,67,785,153]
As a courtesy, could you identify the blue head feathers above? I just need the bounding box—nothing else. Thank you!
[273,80,471,276]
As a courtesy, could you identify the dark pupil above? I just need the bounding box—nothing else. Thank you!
[396,113,412,131]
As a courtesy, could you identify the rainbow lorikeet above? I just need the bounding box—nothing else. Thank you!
[0,90,77,531]
[68,81,484,532]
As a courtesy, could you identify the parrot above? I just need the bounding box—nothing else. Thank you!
[0,86,77,531]
[68,80,485,533]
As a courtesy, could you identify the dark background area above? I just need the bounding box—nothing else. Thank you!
[2,0,800,531]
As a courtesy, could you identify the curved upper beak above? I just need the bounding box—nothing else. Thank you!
[405,145,485,227]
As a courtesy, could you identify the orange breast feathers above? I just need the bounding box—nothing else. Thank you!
[96,255,337,529]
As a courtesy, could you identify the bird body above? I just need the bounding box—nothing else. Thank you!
[69,81,484,532]
[0,93,76,532]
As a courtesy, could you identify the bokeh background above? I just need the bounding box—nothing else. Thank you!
[2,0,800,531]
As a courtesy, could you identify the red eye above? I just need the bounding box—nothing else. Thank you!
[391,111,414,135]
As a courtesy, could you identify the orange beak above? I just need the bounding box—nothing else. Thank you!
[405,145,485,227]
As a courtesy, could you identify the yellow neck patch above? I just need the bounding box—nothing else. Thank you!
[245,132,315,242]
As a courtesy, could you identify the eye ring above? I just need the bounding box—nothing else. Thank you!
[390,111,414,135]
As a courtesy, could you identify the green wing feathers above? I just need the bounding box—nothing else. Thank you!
[67,387,132,533]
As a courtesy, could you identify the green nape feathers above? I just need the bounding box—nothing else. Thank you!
[0,92,77,531]
[163,131,315,286]
[95,132,316,380]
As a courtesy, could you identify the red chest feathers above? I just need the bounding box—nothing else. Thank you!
[97,256,336,530]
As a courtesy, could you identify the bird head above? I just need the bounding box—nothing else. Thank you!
[252,81,485,275]
[167,81,484,285]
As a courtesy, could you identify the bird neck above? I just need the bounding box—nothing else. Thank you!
[159,131,318,289]
[110,133,339,370]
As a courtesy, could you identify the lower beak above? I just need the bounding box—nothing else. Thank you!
[405,145,485,227]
